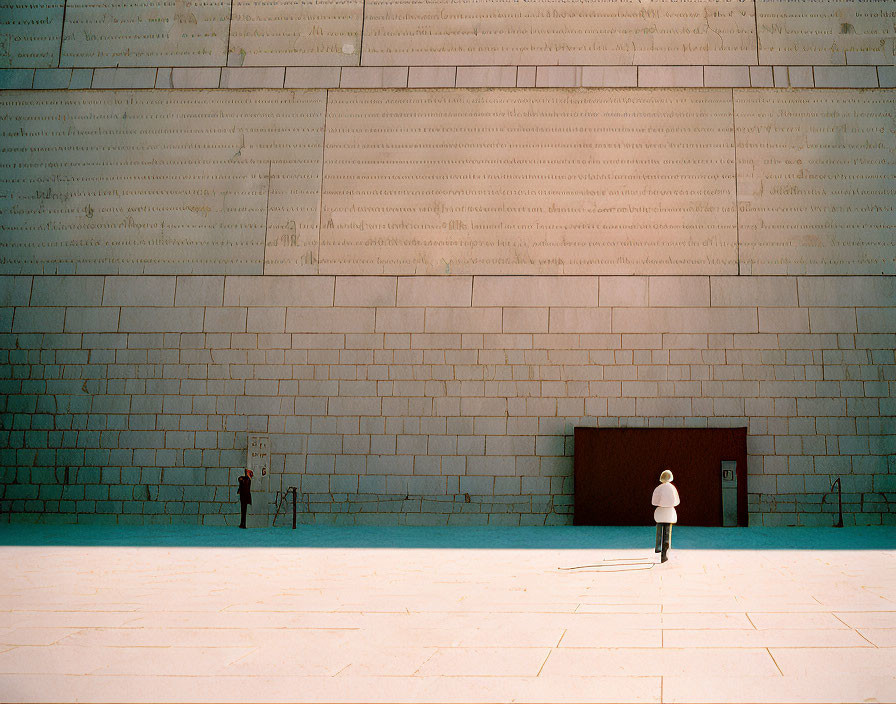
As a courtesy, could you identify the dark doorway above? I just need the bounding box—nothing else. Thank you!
[574,427,748,526]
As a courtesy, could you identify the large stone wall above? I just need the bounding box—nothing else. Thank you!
[2,88,894,276]
[1,274,893,526]
[0,0,893,526]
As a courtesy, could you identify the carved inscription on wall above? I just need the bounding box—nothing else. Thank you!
[0,90,325,274]
[735,90,896,275]
[228,0,363,66]
[756,1,896,65]
[0,0,64,67]
[319,89,738,275]
[363,0,757,66]
[60,0,229,67]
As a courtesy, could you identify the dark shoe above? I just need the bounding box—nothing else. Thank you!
[239,525,246,529]
[661,553,668,563]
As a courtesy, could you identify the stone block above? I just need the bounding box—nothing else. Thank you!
[103,276,176,306]
[473,276,598,307]
[0,276,31,306]
[330,475,359,493]
[247,307,286,333]
[287,307,374,333]
[69,69,93,89]
[549,308,611,333]
[600,277,648,307]
[749,66,773,87]
[704,66,750,87]
[612,307,757,334]
[0,69,34,89]
[777,475,805,493]
[175,276,224,307]
[639,66,702,87]
[516,66,536,87]
[335,276,397,306]
[637,396,692,417]
[467,456,515,476]
[154,68,172,88]
[710,276,798,306]
[204,307,247,333]
[13,307,64,332]
[773,66,789,87]
[455,66,517,87]
[33,69,73,89]
[407,66,456,87]
[406,477,446,496]
[813,66,878,88]
[119,307,204,333]
[31,276,103,306]
[758,308,809,333]
[285,67,341,88]
[448,513,489,526]
[220,67,285,89]
[581,66,637,87]
[536,66,581,87]
[375,308,424,333]
[798,277,895,306]
[809,308,857,334]
[880,66,896,88]
[339,66,408,88]
[503,308,548,333]
[64,308,120,333]
[160,68,222,89]
[425,308,502,333]
[91,68,156,89]
[648,277,709,307]
[797,397,846,417]
[397,277,472,307]
[788,66,814,87]
[0,306,14,330]
[857,308,896,333]
[224,276,334,306]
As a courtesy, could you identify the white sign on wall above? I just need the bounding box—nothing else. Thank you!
[247,434,270,492]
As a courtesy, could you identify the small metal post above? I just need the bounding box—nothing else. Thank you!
[831,477,843,528]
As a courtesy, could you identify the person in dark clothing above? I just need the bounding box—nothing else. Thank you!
[237,469,253,528]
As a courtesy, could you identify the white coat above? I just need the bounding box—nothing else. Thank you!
[651,482,680,524]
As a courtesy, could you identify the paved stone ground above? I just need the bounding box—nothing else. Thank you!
[0,525,894,703]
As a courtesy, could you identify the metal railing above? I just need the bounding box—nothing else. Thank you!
[273,486,298,529]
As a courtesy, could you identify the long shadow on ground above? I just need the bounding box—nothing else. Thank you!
[0,524,893,549]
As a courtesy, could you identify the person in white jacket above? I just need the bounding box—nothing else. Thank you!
[652,469,680,563]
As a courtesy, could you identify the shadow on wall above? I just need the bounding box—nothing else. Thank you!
[0,525,893,550]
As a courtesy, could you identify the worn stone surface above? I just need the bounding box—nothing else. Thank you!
[735,90,896,275]
[319,89,738,275]
[0,90,325,274]
[362,0,757,66]
[60,0,229,67]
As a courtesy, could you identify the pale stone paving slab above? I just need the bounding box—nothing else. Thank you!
[747,612,850,629]
[662,627,872,648]
[0,627,81,646]
[768,646,896,676]
[663,674,896,704]
[857,629,896,647]
[542,647,781,677]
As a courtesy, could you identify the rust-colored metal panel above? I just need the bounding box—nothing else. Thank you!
[573,427,748,526]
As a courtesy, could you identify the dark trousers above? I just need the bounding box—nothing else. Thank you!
[655,523,672,561]
[240,501,248,528]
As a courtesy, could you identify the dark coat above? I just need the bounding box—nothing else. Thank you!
[237,475,252,505]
